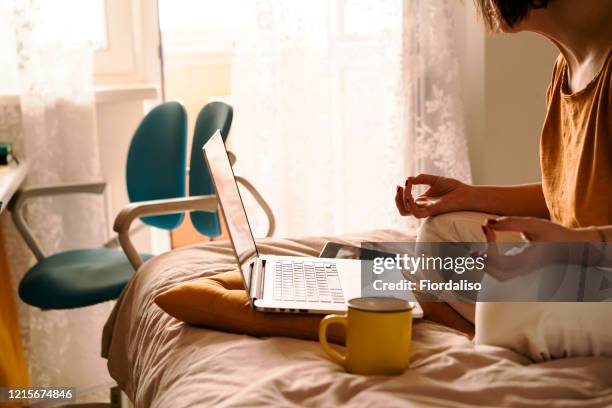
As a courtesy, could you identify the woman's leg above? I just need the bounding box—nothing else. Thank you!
[417,211,495,325]
[417,212,612,360]
[416,211,522,324]
[417,211,495,243]
[475,269,612,360]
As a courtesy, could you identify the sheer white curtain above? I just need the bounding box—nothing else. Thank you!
[0,0,111,397]
[403,0,472,181]
[230,0,471,238]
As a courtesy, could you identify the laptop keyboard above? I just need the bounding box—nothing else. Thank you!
[273,261,345,303]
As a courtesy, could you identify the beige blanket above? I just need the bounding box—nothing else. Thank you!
[102,230,612,407]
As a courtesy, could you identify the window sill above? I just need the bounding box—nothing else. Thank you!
[94,84,159,104]
[0,84,159,106]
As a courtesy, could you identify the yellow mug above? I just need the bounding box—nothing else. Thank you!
[319,297,413,375]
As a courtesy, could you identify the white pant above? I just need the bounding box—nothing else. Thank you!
[417,211,612,361]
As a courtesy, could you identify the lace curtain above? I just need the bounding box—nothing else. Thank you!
[0,0,112,398]
[403,0,471,181]
[229,0,471,238]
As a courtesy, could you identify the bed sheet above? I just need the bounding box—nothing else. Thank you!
[102,230,612,407]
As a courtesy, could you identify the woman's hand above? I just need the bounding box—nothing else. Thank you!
[479,216,597,282]
[395,174,470,218]
[483,216,594,243]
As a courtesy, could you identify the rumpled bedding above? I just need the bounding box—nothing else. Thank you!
[102,230,612,407]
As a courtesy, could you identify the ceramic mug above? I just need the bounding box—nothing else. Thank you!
[319,297,413,375]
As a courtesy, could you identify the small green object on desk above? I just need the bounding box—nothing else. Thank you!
[0,143,13,165]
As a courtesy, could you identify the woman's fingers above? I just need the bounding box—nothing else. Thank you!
[486,217,524,231]
[395,186,411,216]
[408,173,439,187]
[410,198,434,218]
[403,178,413,206]
[481,223,497,243]
[485,217,535,241]
[414,196,444,213]
[410,204,430,218]
[404,178,427,218]
[396,174,450,218]
[480,224,521,281]
[404,178,434,218]
[395,184,430,218]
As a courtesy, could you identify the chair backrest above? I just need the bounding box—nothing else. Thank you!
[189,101,233,237]
[126,101,188,230]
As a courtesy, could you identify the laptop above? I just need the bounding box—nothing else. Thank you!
[203,130,422,317]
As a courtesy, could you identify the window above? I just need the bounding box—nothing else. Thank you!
[93,0,137,82]
[158,0,250,32]
[340,0,401,37]
[72,0,108,50]
[71,0,160,85]
[158,0,252,58]
[40,0,140,83]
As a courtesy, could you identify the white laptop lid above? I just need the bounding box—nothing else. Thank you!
[202,131,259,293]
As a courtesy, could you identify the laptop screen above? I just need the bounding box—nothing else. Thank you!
[203,131,259,291]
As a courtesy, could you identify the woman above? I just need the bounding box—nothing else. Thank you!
[395,0,611,360]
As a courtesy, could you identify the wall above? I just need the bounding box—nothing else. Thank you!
[456,2,559,185]
[163,61,232,151]
[95,88,162,254]
[482,33,558,185]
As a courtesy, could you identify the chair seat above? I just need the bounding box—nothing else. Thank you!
[19,248,152,310]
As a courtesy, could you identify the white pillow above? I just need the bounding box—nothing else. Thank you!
[475,266,612,361]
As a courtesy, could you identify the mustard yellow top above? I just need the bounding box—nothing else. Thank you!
[540,51,611,228]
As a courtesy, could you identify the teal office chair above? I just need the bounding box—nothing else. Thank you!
[188,101,274,238]
[188,101,233,237]
[10,101,188,310]
[113,101,275,270]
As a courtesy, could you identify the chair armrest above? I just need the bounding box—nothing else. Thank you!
[235,176,276,238]
[9,181,107,261]
[113,195,218,269]
[12,181,106,201]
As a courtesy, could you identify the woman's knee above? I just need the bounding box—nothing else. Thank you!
[417,212,461,243]
[417,211,492,243]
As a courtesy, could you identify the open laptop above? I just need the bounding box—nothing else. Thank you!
[203,130,422,317]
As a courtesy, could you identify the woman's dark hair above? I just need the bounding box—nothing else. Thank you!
[475,0,549,30]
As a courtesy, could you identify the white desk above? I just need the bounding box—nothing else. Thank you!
[0,161,29,213]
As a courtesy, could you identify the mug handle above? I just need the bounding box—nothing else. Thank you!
[319,314,347,367]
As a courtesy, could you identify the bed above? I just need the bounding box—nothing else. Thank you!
[102,230,612,407]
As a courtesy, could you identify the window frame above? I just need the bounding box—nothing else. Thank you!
[94,0,161,86]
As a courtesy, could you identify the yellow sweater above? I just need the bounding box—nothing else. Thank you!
[541,51,611,228]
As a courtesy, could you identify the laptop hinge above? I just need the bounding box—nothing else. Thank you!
[250,258,265,300]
